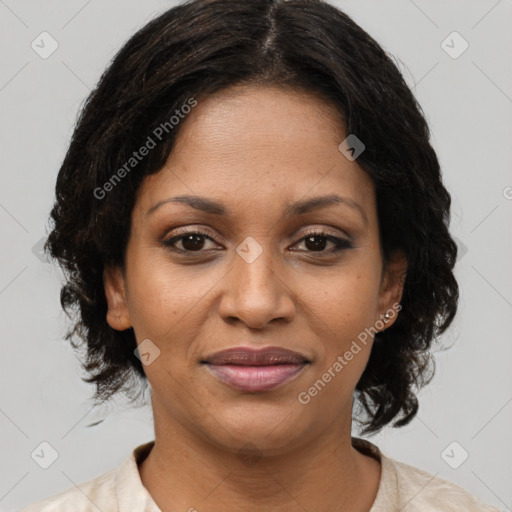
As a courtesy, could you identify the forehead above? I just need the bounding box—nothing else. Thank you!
[173,84,345,159]
[136,85,375,220]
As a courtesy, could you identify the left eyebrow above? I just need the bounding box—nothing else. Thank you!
[145,193,367,225]
[283,194,367,224]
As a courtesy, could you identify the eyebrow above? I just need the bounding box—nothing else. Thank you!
[145,194,367,224]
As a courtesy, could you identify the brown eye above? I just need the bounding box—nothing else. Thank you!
[162,231,217,252]
[180,233,207,251]
[292,230,353,254]
[304,235,329,251]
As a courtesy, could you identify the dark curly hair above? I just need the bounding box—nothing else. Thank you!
[45,0,459,436]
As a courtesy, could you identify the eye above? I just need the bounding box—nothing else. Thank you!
[162,230,219,253]
[291,229,353,255]
[162,228,353,256]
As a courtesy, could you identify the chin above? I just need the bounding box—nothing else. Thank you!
[204,402,309,453]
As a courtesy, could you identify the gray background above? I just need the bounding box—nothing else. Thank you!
[1,0,511,510]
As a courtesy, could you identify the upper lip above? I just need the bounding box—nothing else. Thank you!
[202,346,310,366]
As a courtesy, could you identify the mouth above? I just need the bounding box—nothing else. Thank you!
[201,346,310,393]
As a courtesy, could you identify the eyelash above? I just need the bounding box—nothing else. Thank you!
[162,229,353,256]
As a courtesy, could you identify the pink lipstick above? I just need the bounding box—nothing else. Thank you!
[202,346,310,392]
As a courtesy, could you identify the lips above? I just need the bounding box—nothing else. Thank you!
[202,346,310,392]
[203,346,309,365]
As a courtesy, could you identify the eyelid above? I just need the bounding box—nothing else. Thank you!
[161,225,224,244]
[162,223,350,241]
[299,226,352,241]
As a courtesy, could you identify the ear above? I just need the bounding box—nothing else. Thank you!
[376,249,407,330]
[103,265,131,331]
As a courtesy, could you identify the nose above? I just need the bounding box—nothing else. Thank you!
[218,240,296,330]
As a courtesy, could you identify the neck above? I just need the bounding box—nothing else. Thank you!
[138,411,381,512]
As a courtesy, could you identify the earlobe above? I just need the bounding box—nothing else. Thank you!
[103,265,131,331]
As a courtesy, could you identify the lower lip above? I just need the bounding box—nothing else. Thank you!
[204,363,307,392]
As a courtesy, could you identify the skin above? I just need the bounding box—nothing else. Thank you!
[104,84,407,512]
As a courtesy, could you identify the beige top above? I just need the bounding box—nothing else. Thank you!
[19,437,504,511]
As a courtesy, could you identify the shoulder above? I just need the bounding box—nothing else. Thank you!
[18,467,118,512]
[351,437,503,512]
[389,456,504,511]
[18,441,156,512]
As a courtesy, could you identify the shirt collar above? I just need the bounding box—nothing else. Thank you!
[116,440,160,512]
[352,437,398,511]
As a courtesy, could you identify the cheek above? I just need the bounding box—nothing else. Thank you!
[303,301,375,410]
[125,251,223,347]
[305,269,379,327]
[125,258,203,390]
[303,270,379,378]
[298,336,373,420]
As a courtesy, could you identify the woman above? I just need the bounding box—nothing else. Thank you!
[20,0,503,510]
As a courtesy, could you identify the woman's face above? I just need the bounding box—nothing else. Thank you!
[104,85,406,455]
